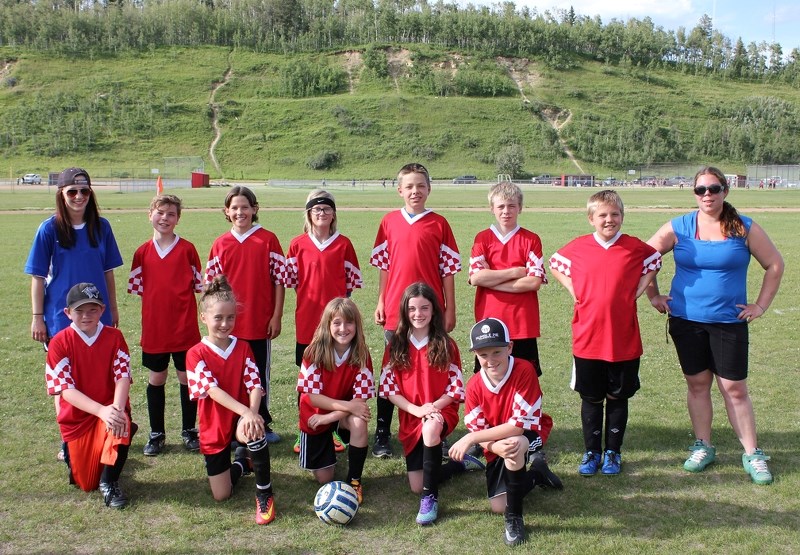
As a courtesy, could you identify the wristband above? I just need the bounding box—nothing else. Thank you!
[755,303,766,313]
[32,313,44,316]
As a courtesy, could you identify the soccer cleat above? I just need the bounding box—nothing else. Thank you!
[293,436,301,454]
[99,481,128,509]
[601,450,621,475]
[255,492,275,525]
[503,513,526,546]
[181,428,200,451]
[461,454,486,472]
[578,451,602,476]
[742,449,773,485]
[415,494,439,525]
[332,430,346,453]
[528,450,563,489]
[234,446,253,476]
[264,427,281,444]
[372,430,392,459]
[349,479,363,504]
[684,440,716,472]
[466,443,484,459]
[143,432,166,456]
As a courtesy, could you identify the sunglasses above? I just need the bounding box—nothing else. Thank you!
[693,184,724,196]
[64,187,91,198]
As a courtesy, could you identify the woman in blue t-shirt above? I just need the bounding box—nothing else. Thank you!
[645,166,784,485]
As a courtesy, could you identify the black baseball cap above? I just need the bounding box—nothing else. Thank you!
[66,282,105,309]
[58,167,92,189]
[469,318,511,351]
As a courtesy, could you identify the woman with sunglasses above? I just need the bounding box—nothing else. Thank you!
[645,166,784,485]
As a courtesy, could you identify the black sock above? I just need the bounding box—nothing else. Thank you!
[347,445,368,483]
[100,443,130,483]
[230,462,243,487]
[581,398,604,453]
[376,397,394,435]
[146,384,166,435]
[179,384,197,431]
[248,438,273,494]
[604,397,629,453]
[505,467,526,516]
[422,442,441,499]
[440,459,466,483]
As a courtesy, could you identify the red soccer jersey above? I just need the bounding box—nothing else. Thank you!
[186,337,262,455]
[470,225,547,339]
[379,337,465,455]
[550,233,662,361]
[285,232,363,344]
[205,225,287,340]
[128,236,202,353]
[296,349,375,435]
[370,210,461,331]
[45,324,132,443]
[463,357,550,464]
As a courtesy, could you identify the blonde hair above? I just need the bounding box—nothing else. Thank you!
[303,189,338,234]
[488,182,523,207]
[587,190,624,217]
[150,194,183,217]
[304,298,370,371]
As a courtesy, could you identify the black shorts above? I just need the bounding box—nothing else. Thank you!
[404,425,450,472]
[298,428,338,471]
[473,338,541,376]
[668,317,749,381]
[484,430,540,499]
[142,351,188,373]
[295,343,309,367]
[571,356,640,401]
[204,444,232,477]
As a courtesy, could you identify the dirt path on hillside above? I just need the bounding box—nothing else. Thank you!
[387,48,411,93]
[209,55,233,178]
[343,51,361,94]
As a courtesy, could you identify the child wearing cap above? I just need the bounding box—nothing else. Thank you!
[549,190,661,476]
[45,283,136,509]
[449,318,554,547]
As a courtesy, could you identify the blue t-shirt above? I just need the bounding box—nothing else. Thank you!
[668,211,752,323]
[25,216,123,337]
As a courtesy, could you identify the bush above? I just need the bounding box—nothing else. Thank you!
[306,150,341,170]
[278,60,347,98]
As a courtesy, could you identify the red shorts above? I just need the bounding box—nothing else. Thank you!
[67,416,132,491]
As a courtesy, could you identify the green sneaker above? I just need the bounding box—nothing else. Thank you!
[742,449,773,485]
[684,440,716,472]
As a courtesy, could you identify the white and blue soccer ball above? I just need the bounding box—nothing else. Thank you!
[314,481,359,525]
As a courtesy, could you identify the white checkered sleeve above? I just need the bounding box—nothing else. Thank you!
[270,252,288,286]
[187,360,217,400]
[464,405,488,432]
[192,266,203,293]
[549,252,571,277]
[243,356,262,393]
[378,365,399,398]
[352,366,375,399]
[205,256,222,284]
[127,266,144,296]
[445,363,465,402]
[508,391,542,431]
[370,241,390,271]
[46,357,75,395]
[283,255,299,288]
[526,252,548,283]
[642,251,662,275]
[112,349,131,382]
[297,362,323,395]
[439,244,461,277]
[345,261,363,293]
[469,254,487,277]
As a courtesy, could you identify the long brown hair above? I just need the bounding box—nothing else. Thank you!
[388,282,452,372]
[223,186,259,223]
[694,166,746,238]
[303,298,369,371]
[54,186,102,248]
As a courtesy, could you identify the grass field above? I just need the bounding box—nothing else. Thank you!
[1,185,798,554]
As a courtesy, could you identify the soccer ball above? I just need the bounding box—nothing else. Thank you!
[314,481,359,525]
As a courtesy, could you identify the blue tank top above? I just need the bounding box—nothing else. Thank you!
[668,211,752,323]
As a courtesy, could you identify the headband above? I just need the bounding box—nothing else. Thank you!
[306,197,336,211]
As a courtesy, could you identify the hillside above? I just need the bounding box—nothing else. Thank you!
[2,46,799,181]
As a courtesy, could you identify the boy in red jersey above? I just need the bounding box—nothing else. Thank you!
[549,190,661,476]
[449,318,553,546]
[370,163,461,457]
[45,283,135,509]
[128,194,203,456]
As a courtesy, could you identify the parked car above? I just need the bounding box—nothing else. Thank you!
[531,174,552,184]
[602,177,617,185]
[21,173,42,184]
[666,176,688,186]
[453,175,478,184]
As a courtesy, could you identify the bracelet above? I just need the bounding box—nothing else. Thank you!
[755,303,766,313]
[32,313,43,316]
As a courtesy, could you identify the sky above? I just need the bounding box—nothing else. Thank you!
[469,1,800,53]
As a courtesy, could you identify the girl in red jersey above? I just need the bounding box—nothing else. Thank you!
[286,190,363,453]
[379,282,480,526]
[296,297,374,504]
[187,276,276,525]
[205,186,286,443]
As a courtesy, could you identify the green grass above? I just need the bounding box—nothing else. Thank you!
[1,186,798,553]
